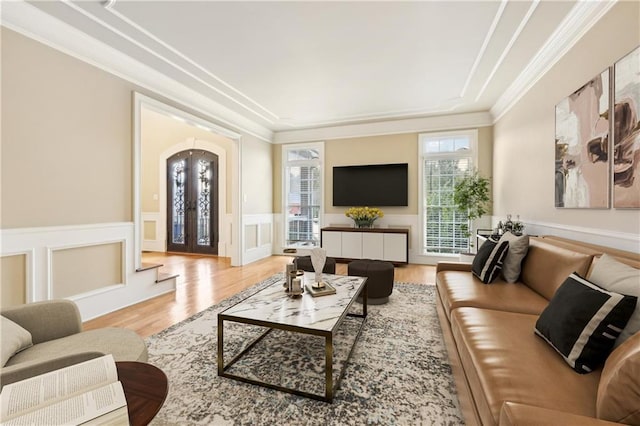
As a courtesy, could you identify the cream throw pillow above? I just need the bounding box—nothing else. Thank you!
[589,254,640,347]
[497,232,529,283]
[1,315,33,367]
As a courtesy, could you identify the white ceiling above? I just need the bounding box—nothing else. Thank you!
[4,1,615,138]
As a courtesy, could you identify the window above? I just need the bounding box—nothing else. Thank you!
[420,130,477,255]
[283,143,323,248]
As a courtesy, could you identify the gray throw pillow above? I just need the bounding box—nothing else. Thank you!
[589,254,640,347]
[497,232,529,283]
[1,315,33,367]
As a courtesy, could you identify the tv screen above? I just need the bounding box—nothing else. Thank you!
[333,163,408,206]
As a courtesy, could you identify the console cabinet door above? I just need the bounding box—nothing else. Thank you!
[383,233,407,262]
[341,232,363,259]
[362,233,384,260]
[322,231,342,257]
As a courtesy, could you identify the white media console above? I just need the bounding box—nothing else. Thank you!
[320,227,409,264]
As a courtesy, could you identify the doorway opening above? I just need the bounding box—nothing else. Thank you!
[167,149,219,255]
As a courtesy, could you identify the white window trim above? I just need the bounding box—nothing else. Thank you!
[418,129,478,259]
[281,141,325,249]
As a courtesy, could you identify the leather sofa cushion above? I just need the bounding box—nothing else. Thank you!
[437,271,549,319]
[500,402,622,426]
[597,331,640,424]
[451,307,601,425]
[520,239,593,300]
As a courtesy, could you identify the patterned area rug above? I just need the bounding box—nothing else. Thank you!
[146,275,464,425]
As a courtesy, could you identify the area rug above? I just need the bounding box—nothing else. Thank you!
[146,275,464,425]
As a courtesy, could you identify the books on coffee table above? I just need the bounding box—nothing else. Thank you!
[306,281,337,297]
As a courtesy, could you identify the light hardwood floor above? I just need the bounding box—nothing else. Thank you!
[83,253,436,338]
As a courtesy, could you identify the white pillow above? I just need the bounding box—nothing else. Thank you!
[589,254,640,347]
[1,315,33,367]
[497,232,530,283]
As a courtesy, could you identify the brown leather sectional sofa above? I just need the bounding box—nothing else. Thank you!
[436,236,640,426]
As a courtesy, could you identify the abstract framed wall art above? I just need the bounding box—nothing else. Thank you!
[555,69,610,208]
[613,46,640,209]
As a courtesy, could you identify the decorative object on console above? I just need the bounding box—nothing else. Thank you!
[555,68,610,209]
[498,214,525,236]
[496,231,529,283]
[344,206,384,228]
[589,253,640,347]
[453,170,491,251]
[534,273,637,374]
[310,247,327,288]
[471,239,509,284]
[613,45,640,209]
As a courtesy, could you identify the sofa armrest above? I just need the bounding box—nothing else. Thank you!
[1,300,82,344]
[0,351,104,389]
[436,261,472,274]
[499,402,623,426]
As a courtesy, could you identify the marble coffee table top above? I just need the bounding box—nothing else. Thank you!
[221,273,367,332]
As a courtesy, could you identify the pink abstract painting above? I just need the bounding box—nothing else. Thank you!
[613,46,640,209]
[555,69,610,208]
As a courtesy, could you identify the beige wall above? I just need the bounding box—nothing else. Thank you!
[1,28,133,228]
[141,108,234,214]
[241,135,273,214]
[1,255,26,308]
[52,243,123,299]
[273,127,493,215]
[493,1,640,235]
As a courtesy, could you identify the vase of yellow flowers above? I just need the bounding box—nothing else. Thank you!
[345,207,384,228]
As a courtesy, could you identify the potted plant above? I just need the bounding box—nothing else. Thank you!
[453,170,491,257]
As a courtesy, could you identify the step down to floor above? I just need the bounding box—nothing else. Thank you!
[136,263,163,273]
[156,272,179,283]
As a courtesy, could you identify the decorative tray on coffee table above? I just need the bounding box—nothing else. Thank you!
[306,282,336,297]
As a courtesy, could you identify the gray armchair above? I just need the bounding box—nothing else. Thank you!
[1,300,147,388]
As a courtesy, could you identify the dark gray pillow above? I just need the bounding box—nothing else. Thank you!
[472,239,509,284]
[497,232,529,283]
[534,273,637,374]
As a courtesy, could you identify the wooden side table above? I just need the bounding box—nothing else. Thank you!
[116,362,168,426]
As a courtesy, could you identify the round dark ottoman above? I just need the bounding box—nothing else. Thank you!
[348,260,394,304]
[293,256,336,274]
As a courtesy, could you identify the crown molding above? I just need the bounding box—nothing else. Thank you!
[273,111,493,144]
[490,0,617,122]
[0,0,273,142]
[475,0,540,102]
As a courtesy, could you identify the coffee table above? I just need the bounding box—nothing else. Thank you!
[217,272,367,402]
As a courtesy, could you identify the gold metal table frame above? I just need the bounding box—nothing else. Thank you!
[217,277,368,403]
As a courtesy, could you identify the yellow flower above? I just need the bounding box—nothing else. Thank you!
[345,206,384,221]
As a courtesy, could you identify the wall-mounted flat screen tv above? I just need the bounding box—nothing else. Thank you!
[333,163,408,206]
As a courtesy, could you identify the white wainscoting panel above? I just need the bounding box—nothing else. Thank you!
[242,214,273,265]
[142,212,164,252]
[498,218,640,253]
[0,223,176,321]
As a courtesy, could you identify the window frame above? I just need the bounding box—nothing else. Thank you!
[281,141,325,249]
[418,129,478,257]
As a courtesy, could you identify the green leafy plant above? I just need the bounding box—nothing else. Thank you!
[453,170,491,249]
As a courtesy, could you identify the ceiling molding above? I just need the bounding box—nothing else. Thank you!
[273,111,493,144]
[490,0,617,122]
[102,4,279,122]
[475,0,540,102]
[460,0,508,98]
[0,0,273,142]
